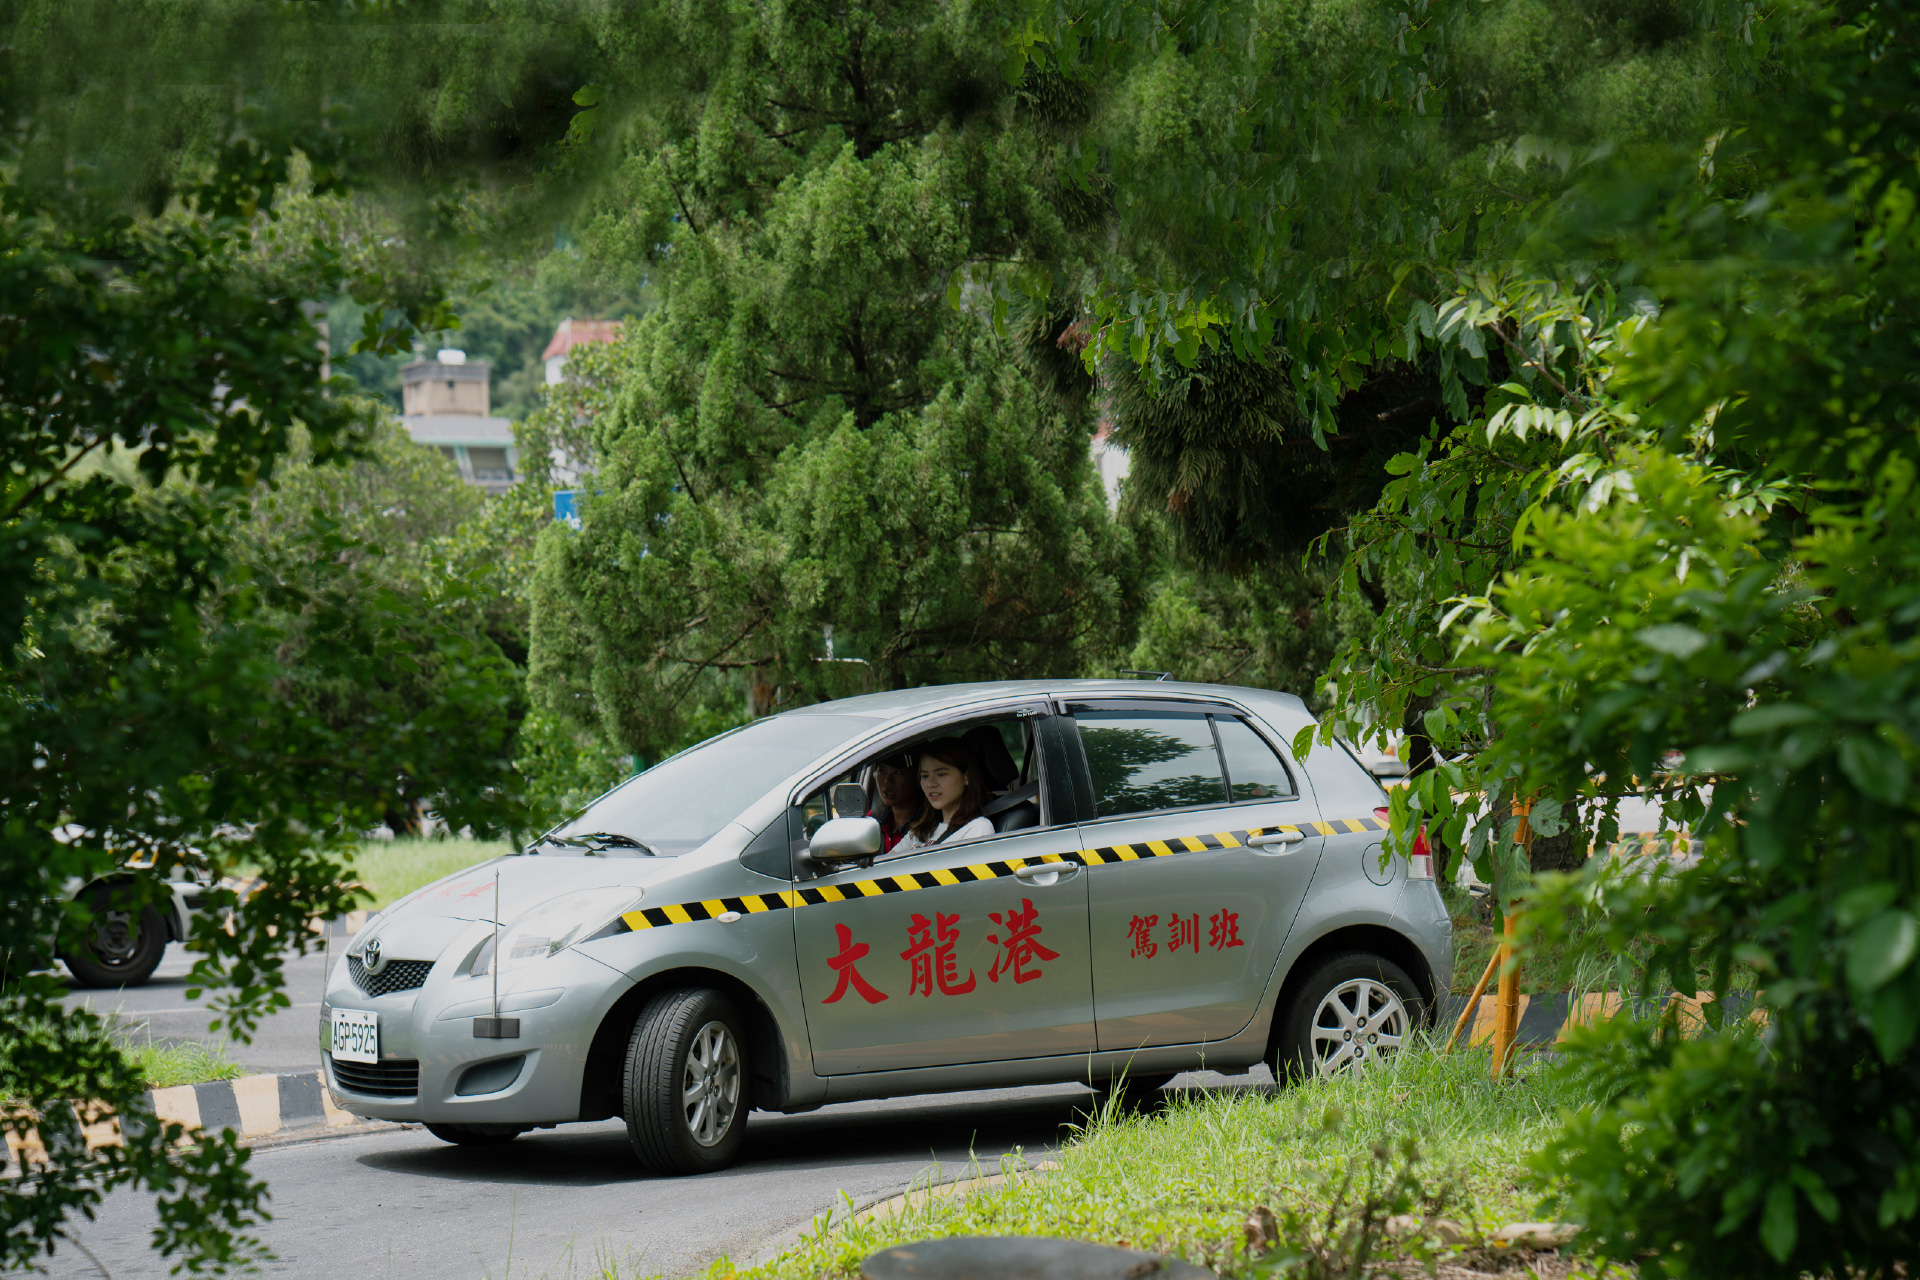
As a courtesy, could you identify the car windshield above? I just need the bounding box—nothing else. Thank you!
[542,714,879,856]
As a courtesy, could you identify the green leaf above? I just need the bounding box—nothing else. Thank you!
[1870,981,1920,1060]
[572,83,604,106]
[1839,734,1910,805]
[1528,796,1565,839]
[1760,1180,1798,1262]
[1730,703,1821,737]
[1635,624,1709,659]
[1292,724,1316,762]
[1848,910,1919,993]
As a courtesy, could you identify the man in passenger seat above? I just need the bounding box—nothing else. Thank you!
[870,751,922,853]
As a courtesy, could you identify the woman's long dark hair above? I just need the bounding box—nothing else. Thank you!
[908,738,987,841]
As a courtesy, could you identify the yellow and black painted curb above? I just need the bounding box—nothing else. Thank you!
[3,1069,365,1178]
[610,814,1392,936]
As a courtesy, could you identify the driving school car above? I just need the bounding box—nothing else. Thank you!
[320,680,1452,1174]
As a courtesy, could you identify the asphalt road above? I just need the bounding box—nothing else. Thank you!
[20,1082,1187,1280]
[43,938,1272,1280]
[56,937,336,1074]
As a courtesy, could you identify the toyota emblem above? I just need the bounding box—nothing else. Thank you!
[363,937,386,975]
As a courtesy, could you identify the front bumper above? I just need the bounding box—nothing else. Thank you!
[321,944,627,1126]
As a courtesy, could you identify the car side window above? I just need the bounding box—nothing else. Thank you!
[1215,716,1297,801]
[1075,711,1227,817]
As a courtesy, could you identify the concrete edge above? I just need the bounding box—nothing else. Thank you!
[3,1068,390,1179]
[1435,988,1759,1049]
[741,1157,1063,1272]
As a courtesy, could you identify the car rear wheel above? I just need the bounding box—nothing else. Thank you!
[62,888,167,988]
[425,1123,527,1146]
[622,987,748,1175]
[1275,952,1425,1082]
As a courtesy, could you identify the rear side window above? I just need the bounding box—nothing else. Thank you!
[1215,717,1297,800]
[1075,712,1227,816]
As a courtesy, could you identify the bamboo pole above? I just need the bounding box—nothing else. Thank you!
[1445,947,1501,1053]
[1491,798,1533,1078]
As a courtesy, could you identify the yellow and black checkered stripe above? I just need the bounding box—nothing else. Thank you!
[605,814,1390,935]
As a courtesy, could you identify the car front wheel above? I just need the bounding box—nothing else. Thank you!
[62,889,167,988]
[1275,952,1425,1081]
[622,987,748,1175]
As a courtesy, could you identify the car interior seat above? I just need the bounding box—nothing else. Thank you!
[963,724,1040,833]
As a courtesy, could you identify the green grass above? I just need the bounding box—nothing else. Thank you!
[343,836,512,911]
[705,1045,1592,1280]
[122,1035,249,1089]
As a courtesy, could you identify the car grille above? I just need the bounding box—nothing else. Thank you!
[348,956,434,996]
[331,1057,420,1098]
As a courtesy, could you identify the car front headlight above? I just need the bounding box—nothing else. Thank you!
[471,888,643,978]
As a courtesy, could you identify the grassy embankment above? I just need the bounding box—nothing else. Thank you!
[343,836,512,912]
[708,1045,1600,1280]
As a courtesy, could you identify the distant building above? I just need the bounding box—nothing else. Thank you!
[401,350,518,495]
[542,318,622,384]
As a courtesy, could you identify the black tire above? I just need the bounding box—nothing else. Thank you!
[623,987,749,1175]
[61,889,167,988]
[425,1123,527,1146]
[1275,952,1426,1083]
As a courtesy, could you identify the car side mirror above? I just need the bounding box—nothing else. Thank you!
[808,816,883,864]
[830,782,869,820]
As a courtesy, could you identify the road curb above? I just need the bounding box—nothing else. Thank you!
[1436,989,1757,1047]
[742,1159,1061,1271]
[4,1069,372,1178]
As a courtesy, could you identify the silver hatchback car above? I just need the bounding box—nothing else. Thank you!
[320,681,1452,1174]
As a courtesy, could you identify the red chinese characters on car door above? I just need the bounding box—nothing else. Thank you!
[793,715,1095,1073]
[1062,700,1326,1052]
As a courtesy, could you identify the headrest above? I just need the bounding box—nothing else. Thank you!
[961,725,1020,790]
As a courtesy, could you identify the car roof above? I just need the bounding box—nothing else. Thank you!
[780,679,1307,721]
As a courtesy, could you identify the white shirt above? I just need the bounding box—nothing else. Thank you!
[894,815,995,854]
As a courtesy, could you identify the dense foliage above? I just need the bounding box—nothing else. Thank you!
[1021,0,1920,1272]
[0,2,582,1266]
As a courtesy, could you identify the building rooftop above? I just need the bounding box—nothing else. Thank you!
[542,318,622,362]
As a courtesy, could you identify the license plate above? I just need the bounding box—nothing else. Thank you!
[330,1008,379,1064]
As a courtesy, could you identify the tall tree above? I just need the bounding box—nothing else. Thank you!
[527,0,1138,758]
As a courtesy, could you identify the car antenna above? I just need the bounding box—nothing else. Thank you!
[492,868,500,1024]
[1116,668,1173,681]
[474,865,519,1039]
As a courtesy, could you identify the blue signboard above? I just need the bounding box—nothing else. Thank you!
[552,489,581,530]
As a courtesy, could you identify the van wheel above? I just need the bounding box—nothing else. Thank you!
[425,1123,526,1146]
[62,889,166,988]
[623,988,748,1175]
[1276,952,1424,1082]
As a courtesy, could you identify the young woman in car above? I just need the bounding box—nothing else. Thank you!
[895,738,995,852]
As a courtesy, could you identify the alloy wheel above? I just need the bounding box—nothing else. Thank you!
[681,1019,741,1147]
[1308,977,1408,1075]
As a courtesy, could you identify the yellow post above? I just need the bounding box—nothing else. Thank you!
[1491,798,1532,1078]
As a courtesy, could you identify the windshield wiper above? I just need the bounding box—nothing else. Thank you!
[576,832,659,856]
[528,831,659,857]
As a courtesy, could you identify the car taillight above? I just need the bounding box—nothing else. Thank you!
[1376,807,1435,880]
[1408,826,1434,880]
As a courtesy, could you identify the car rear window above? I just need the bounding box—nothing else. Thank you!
[1075,711,1228,816]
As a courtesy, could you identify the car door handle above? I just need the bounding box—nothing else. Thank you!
[1012,861,1081,884]
[1248,829,1306,855]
